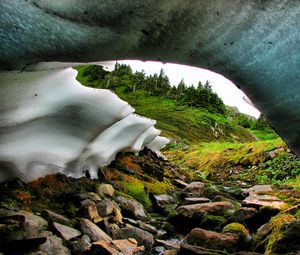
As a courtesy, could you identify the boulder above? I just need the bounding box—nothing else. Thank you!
[96,184,114,198]
[114,226,154,251]
[80,218,112,242]
[42,209,71,226]
[80,199,103,223]
[115,196,147,220]
[137,220,157,234]
[52,222,81,240]
[242,185,287,210]
[96,198,119,217]
[222,223,251,249]
[176,201,234,218]
[185,228,239,252]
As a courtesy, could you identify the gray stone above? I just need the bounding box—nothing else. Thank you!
[96,198,120,217]
[52,222,81,240]
[115,226,154,251]
[79,218,112,242]
[27,230,71,255]
[42,209,71,226]
[115,196,147,220]
[181,182,205,198]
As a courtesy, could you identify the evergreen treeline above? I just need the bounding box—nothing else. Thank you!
[82,63,227,115]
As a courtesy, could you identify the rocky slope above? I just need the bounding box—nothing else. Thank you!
[0,150,299,255]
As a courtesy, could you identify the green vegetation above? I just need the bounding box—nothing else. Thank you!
[75,64,255,144]
[74,63,299,192]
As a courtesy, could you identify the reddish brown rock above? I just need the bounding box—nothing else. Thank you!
[186,228,239,252]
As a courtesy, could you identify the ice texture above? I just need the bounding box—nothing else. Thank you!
[0,68,169,182]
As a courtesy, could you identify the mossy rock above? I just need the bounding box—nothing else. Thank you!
[222,223,251,250]
[266,217,300,254]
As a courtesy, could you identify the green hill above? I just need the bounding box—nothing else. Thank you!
[74,65,255,144]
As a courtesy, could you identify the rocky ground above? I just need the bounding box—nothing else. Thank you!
[0,149,299,255]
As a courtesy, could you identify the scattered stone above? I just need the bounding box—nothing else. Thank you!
[149,193,176,213]
[71,235,92,254]
[227,207,258,225]
[246,185,274,196]
[153,246,165,254]
[173,179,188,189]
[89,238,144,255]
[52,222,81,240]
[137,220,157,234]
[96,183,114,197]
[42,209,71,226]
[80,218,112,242]
[183,197,210,205]
[242,194,286,210]
[177,201,234,218]
[115,196,147,220]
[115,226,154,251]
[80,199,103,223]
[29,230,71,255]
[185,228,239,252]
[179,243,228,255]
[96,198,118,217]
[155,239,180,250]
[181,182,205,198]
[16,210,48,231]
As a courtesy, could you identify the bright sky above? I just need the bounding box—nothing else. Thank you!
[100,60,260,118]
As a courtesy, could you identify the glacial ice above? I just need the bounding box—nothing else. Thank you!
[0,67,169,182]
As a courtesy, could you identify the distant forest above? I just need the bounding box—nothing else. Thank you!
[81,63,227,115]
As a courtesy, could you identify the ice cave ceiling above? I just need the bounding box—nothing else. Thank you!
[0,0,300,180]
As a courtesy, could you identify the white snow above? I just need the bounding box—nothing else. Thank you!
[0,67,169,182]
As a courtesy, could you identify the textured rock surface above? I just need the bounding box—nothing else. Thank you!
[1,0,300,160]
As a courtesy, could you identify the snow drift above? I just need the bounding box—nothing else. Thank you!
[0,67,169,182]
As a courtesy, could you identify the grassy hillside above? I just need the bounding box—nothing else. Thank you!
[74,65,255,144]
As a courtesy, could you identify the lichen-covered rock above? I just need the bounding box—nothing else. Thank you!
[253,213,296,253]
[266,219,300,254]
[222,223,251,249]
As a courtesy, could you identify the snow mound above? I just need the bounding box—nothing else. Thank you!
[0,67,169,182]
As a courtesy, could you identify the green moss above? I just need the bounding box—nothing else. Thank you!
[265,214,296,253]
[222,223,249,236]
